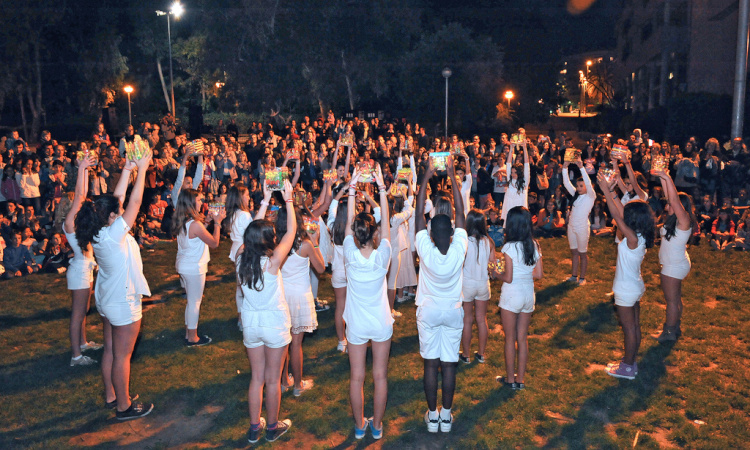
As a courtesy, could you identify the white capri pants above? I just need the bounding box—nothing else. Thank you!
[180,273,206,329]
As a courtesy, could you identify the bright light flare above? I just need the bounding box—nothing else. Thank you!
[504,91,514,100]
[124,85,134,94]
[170,1,184,18]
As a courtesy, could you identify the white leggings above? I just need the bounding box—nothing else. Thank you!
[180,273,206,329]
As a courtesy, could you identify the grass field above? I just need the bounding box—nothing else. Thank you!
[1,236,749,449]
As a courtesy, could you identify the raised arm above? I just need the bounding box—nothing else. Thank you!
[522,143,530,181]
[122,152,152,228]
[310,178,333,218]
[415,158,435,234]
[113,159,136,205]
[624,156,646,200]
[657,169,691,230]
[191,206,226,249]
[345,169,362,237]
[254,180,273,220]
[64,156,93,233]
[561,161,575,196]
[172,150,190,200]
[506,144,514,178]
[597,171,637,249]
[290,158,301,188]
[343,145,353,179]
[192,153,204,189]
[374,164,390,242]
[578,160,595,198]
[269,180,296,268]
[448,156,466,229]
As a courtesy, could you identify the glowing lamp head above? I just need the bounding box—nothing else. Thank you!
[170,1,184,18]
[124,85,134,94]
[504,91,514,100]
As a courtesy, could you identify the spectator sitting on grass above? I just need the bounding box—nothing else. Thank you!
[733,210,750,251]
[41,232,70,273]
[2,230,39,278]
[709,207,735,251]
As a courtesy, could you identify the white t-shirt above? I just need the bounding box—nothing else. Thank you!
[562,168,595,229]
[415,228,469,309]
[176,219,210,275]
[463,236,491,282]
[93,216,150,303]
[229,210,253,262]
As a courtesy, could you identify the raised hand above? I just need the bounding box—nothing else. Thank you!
[281,180,294,202]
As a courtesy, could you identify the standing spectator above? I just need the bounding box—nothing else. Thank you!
[17,157,42,213]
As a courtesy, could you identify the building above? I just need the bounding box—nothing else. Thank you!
[616,0,742,111]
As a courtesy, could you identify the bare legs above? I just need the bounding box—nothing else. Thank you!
[461,300,488,358]
[348,340,391,430]
[111,319,142,411]
[570,249,588,280]
[102,318,115,404]
[500,309,532,383]
[334,287,347,343]
[660,275,683,328]
[615,303,641,365]
[247,345,288,425]
[281,333,305,390]
[70,287,92,358]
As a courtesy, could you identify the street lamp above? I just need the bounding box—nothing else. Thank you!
[124,85,134,125]
[156,1,184,118]
[504,90,514,109]
[442,67,452,140]
[584,61,592,114]
[579,70,587,117]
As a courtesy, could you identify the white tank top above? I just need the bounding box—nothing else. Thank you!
[176,219,210,275]
[659,226,691,267]
[463,236,491,282]
[229,210,252,262]
[63,222,95,267]
[239,256,289,313]
[613,235,646,296]
[281,250,311,296]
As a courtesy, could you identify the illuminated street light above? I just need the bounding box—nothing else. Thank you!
[156,1,185,118]
[124,85,134,125]
[442,67,452,140]
[504,90,514,109]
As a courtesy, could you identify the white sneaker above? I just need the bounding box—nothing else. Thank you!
[337,340,347,353]
[80,341,103,352]
[439,410,453,433]
[424,411,439,433]
[70,355,97,366]
[396,296,410,303]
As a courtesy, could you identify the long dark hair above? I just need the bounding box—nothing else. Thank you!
[466,209,490,264]
[275,206,306,254]
[623,200,656,248]
[513,162,526,194]
[237,219,276,291]
[663,192,695,241]
[352,212,377,248]
[74,194,120,249]
[225,183,250,228]
[504,206,538,266]
[332,198,348,246]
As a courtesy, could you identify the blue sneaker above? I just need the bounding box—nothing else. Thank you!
[369,418,383,440]
[354,417,370,440]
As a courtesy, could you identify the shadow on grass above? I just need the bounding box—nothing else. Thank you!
[551,302,618,349]
[542,342,675,448]
[536,282,578,307]
[0,308,71,330]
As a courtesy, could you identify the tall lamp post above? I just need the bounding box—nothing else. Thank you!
[156,1,184,118]
[124,85,134,125]
[504,90,514,110]
[442,67,452,140]
[585,60,592,114]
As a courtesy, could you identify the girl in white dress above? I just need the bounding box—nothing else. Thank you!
[494,207,543,390]
[597,172,655,380]
[277,207,325,396]
[653,168,693,342]
[64,156,100,367]
[344,165,392,440]
[562,158,596,285]
[75,151,153,420]
[387,184,414,317]
[460,209,495,364]
[237,180,295,443]
[500,142,530,223]
[173,189,225,346]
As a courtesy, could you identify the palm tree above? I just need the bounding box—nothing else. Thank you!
[586,63,615,105]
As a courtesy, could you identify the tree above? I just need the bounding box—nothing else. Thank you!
[586,63,616,105]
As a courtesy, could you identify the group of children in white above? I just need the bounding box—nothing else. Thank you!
[62,134,691,443]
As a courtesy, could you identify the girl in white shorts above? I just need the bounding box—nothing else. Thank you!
[343,166,392,440]
[597,172,655,380]
[562,158,595,285]
[174,189,225,347]
[494,206,543,390]
[236,180,295,443]
[75,151,153,420]
[653,168,694,342]
[277,207,325,396]
[327,188,350,352]
[64,156,100,367]
[460,209,495,365]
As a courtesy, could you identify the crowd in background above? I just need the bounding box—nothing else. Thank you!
[1,112,750,278]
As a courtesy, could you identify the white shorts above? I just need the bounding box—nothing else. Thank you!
[331,265,347,289]
[499,284,535,314]
[66,259,95,291]
[462,279,490,302]
[568,225,590,252]
[416,305,463,362]
[613,291,643,307]
[97,294,142,327]
[241,310,291,348]
[346,324,393,346]
[660,262,691,280]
